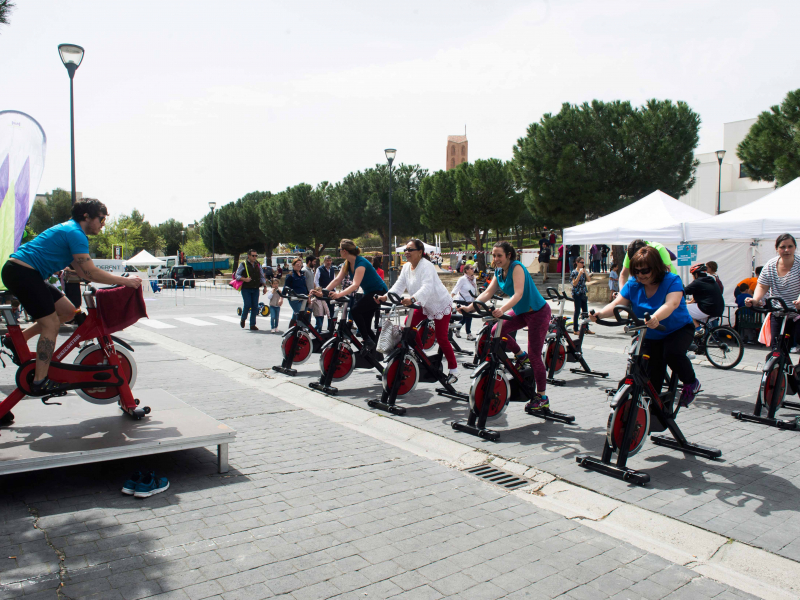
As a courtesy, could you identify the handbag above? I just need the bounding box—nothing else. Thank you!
[377,306,402,354]
[229,277,243,291]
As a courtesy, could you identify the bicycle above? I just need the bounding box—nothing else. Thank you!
[367,293,468,415]
[691,318,743,369]
[272,289,338,376]
[542,287,609,386]
[310,295,384,396]
[461,293,504,370]
[732,297,800,430]
[0,286,148,427]
[576,307,721,485]
[452,300,575,442]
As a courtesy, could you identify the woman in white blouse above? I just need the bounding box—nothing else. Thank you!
[378,239,459,383]
[451,264,478,341]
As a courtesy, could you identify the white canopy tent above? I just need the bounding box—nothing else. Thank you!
[563,190,711,245]
[396,241,440,256]
[683,178,799,242]
[126,250,166,266]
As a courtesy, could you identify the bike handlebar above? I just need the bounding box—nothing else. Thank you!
[749,296,798,315]
[545,287,573,302]
[590,307,666,332]
[384,292,422,311]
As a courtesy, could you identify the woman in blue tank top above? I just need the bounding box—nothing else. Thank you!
[460,242,553,411]
[314,238,388,352]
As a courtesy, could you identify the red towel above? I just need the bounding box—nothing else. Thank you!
[95,285,148,334]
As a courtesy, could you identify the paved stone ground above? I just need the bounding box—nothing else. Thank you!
[125,294,800,564]
[0,314,758,599]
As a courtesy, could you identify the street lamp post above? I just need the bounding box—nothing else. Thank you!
[384,148,396,285]
[122,228,128,260]
[208,202,216,284]
[716,149,726,215]
[58,44,85,205]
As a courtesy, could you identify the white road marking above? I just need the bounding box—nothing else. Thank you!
[174,317,216,327]
[210,315,245,324]
[137,319,176,329]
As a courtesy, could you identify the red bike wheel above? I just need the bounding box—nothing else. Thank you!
[319,344,356,381]
[543,340,566,374]
[607,386,649,457]
[282,330,312,365]
[469,370,511,420]
[419,320,437,351]
[73,345,137,405]
[382,355,419,397]
[762,365,787,413]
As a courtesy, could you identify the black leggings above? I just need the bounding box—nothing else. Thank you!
[573,293,588,331]
[351,294,381,344]
[641,323,697,392]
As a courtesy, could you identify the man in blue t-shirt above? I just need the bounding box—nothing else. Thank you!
[1,198,142,398]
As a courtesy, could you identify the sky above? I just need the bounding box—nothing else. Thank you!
[2,0,798,226]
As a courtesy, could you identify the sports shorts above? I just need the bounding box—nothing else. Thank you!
[1,261,66,320]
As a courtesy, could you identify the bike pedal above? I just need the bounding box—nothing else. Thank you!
[42,391,68,405]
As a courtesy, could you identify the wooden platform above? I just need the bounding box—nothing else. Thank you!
[0,389,235,475]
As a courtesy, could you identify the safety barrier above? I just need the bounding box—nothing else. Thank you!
[177,279,241,305]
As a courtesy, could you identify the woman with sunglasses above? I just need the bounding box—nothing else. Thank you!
[570,256,594,335]
[589,245,701,407]
[377,239,459,382]
[313,239,388,354]
[460,242,552,411]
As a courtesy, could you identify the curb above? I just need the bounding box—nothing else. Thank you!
[128,325,800,600]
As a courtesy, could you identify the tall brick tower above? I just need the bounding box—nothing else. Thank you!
[446,135,468,171]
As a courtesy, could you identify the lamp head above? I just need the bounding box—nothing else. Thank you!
[208,201,216,210]
[716,149,726,164]
[123,228,128,235]
[58,44,84,78]
[384,148,396,166]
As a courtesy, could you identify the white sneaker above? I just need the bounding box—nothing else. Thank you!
[466,334,475,341]
[792,347,800,354]
[454,329,462,338]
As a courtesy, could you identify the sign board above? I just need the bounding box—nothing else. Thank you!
[676,244,697,267]
[113,245,123,260]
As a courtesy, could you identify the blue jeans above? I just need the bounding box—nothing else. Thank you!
[573,293,588,332]
[315,316,324,331]
[270,306,280,329]
[241,288,259,326]
[289,299,303,320]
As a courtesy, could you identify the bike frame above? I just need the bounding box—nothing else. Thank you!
[543,288,608,385]
[732,298,799,429]
[368,296,467,415]
[0,289,143,422]
[452,301,575,442]
[273,290,338,376]
[309,296,384,396]
[577,307,721,485]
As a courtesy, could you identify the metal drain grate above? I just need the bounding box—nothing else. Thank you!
[465,465,530,489]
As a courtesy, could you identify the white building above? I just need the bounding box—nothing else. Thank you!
[681,119,775,215]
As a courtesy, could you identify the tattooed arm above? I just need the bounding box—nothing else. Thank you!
[71,254,142,288]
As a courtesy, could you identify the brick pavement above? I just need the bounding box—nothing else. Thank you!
[127,295,800,564]
[0,334,759,599]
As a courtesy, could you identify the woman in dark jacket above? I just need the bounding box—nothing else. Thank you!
[283,257,308,318]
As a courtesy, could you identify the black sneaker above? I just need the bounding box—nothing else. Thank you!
[360,338,376,356]
[0,411,13,425]
[2,335,20,366]
[30,378,69,396]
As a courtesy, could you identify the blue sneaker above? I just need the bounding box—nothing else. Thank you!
[133,472,169,498]
[516,352,530,369]
[525,393,549,411]
[121,471,144,495]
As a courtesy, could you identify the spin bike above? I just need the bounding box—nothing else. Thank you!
[0,286,148,427]
[452,301,575,442]
[576,307,721,485]
[272,289,337,376]
[310,295,384,395]
[367,293,468,416]
[462,293,505,370]
[542,287,608,386]
[732,297,800,430]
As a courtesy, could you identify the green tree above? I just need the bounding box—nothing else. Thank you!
[28,188,72,234]
[738,89,800,187]
[155,218,185,256]
[454,159,522,271]
[199,210,222,257]
[332,164,426,270]
[0,0,15,29]
[419,168,461,252]
[217,192,272,268]
[261,183,343,256]
[512,99,700,229]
